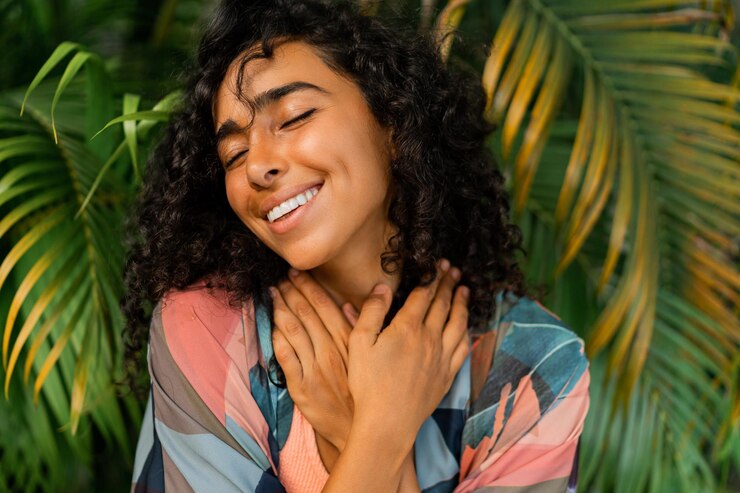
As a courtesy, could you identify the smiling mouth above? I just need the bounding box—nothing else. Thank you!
[266,186,321,223]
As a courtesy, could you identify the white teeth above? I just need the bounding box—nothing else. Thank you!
[267,186,320,223]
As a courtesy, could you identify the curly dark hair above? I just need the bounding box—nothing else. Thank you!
[121,0,536,393]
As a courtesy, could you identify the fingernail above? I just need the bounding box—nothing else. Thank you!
[439,259,450,272]
[288,268,299,278]
[450,267,461,281]
[460,286,470,300]
[268,287,278,298]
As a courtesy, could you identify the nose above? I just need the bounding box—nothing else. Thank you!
[245,140,287,189]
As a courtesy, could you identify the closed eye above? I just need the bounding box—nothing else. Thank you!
[225,149,248,169]
[223,109,316,169]
[280,108,316,129]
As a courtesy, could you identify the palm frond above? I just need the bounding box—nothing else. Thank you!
[435,0,472,62]
[0,73,134,450]
[461,0,739,489]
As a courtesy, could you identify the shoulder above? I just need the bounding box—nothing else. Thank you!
[496,292,589,397]
[150,281,253,363]
[142,284,283,484]
[459,294,591,487]
[469,291,590,425]
[148,282,260,419]
[156,281,243,339]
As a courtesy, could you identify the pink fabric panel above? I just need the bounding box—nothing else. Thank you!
[162,287,239,421]
[279,404,330,493]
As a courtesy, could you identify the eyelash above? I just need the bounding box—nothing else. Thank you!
[224,109,316,169]
[280,108,316,129]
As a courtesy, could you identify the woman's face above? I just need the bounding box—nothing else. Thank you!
[214,41,395,270]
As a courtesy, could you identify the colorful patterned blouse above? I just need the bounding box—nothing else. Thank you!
[131,284,590,492]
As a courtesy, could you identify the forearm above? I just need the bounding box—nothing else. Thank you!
[321,422,410,493]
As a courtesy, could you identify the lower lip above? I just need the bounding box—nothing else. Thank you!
[266,186,322,234]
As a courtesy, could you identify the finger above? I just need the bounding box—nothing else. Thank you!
[351,283,392,347]
[279,278,349,368]
[342,303,359,327]
[450,331,471,375]
[278,279,332,347]
[397,259,450,324]
[272,328,303,382]
[442,286,470,356]
[423,267,461,333]
[288,269,351,354]
[271,286,315,366]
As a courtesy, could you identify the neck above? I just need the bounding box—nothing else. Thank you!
[310,220,400,312]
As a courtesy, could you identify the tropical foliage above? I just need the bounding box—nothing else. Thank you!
[1,0,738,491]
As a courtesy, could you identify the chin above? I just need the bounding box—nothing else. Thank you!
[275,236,338,272]
[286,258,320,271]
[280,249,328,271]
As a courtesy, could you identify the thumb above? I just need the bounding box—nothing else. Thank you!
[351,284,392,346]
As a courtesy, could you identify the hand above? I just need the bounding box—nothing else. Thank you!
[270,269,355,452]
[347,260,470,449]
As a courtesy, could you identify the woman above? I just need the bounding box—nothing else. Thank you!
[125,0,590,491]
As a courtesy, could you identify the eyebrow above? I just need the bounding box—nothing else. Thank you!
[215,81,328,146]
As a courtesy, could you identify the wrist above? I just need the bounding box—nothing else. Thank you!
[323,428,408,493]
[349,414,414,460]
[324,418,351,452]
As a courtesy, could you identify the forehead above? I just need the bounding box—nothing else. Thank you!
[213,41,342,126]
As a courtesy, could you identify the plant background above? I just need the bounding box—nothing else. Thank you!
[0,0,738,492]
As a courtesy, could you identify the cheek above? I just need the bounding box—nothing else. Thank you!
[224,175,255,224]
[290,120,341,164]
[224,176,241,214]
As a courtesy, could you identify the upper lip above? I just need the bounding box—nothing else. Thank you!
[259,180,324,218]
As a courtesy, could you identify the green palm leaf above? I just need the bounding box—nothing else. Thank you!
[0,76,138,489]
[0,41,177,485]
